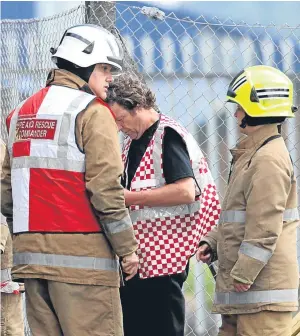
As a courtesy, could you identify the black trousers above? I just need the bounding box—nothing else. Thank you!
[120,264,189,336]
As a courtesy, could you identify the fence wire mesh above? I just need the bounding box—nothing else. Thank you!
[1,2,300,335]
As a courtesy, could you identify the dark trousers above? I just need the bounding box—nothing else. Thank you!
[120,264,189,336]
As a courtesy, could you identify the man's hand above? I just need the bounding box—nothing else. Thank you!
[196,243,212,264]
[233,280,251,292]
[124,189,137,207]
[121,252,139,281]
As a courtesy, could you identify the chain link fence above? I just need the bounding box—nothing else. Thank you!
[1,2,300,335]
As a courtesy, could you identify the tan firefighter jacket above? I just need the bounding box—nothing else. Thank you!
[1,140,13,283]
[202,124,299,314]
[1,70,138,287]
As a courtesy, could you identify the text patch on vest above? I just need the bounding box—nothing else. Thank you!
[16,118,57,140]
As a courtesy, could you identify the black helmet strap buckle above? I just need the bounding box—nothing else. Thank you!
[240,117,247,129]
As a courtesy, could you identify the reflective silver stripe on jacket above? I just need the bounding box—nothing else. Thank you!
[12,157,85,173]
[219,208,299,224]
[14,253,119,272]
[152,127,167,186]
[214,289,298,305]
[103,215,133,234]
[57,92,95,159]
[130,201,200,223]
[239,242,272,263]
[1,268,12,282]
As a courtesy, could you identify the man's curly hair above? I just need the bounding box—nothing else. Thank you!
[106,73,156,110]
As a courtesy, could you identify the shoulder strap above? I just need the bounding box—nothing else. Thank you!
[247,134,281,168]
[228,158,234,183]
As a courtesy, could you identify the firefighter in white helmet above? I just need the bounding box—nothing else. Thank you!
[1,24,139,336]
[197,65,299,336]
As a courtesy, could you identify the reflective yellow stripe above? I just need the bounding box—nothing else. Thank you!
[214,289,298,305]
[14,253,118,272]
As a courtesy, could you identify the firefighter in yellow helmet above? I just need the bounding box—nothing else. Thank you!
[197,65,299,336]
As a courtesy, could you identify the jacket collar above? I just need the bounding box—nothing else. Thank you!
[46,69,94,95]
[237,124,280,150]
[230,124,280,162]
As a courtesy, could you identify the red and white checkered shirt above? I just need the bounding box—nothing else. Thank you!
[122,115,220,279]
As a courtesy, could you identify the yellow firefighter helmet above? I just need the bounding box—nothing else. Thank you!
[226,65,296,118]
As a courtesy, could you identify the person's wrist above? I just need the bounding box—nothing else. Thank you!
[123,252,135,262]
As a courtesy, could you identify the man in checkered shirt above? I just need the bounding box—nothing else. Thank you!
[107,73,220,336]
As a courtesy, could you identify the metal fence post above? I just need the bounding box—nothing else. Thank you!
[85,1,116,31]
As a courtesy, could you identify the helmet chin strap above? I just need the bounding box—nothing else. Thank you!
[240,117,247,129]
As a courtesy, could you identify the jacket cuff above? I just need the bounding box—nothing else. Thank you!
[200,236,217,252]
[101,214,138,257]
[230,242,271,284]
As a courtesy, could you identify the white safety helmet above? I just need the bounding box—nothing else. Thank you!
[51,24,124,74]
